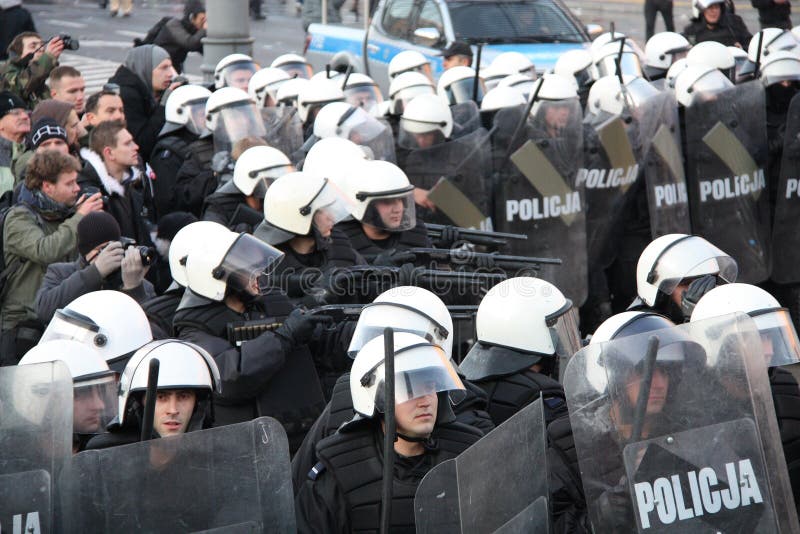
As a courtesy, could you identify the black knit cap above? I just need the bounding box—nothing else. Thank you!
[29,118,68,150]
[77,211,121,257]
[0,91,26,118]
[157,211,198,241]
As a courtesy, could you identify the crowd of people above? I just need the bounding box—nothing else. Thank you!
[3,0,800,531]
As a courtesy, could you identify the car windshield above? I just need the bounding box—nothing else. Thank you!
[448,0,586,43]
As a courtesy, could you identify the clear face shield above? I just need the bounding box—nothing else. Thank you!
[531,99,579,138]
[277,61,313,80]
[40,308,107,351]
[752,308,800,367]
[338,107,394,158]
[305,180,353,238]
[686,69,733,105]
[348,302,450,358]
[442,77,486,106]
[390,84,436,116]
[216,233,285,296]
[211,101,267,155]
[221,61,258,90]
[73,375,117,435]
[184,98,209,135]
[397,119,448,149]
[359,188,416,232]
[396,63,433,82]
[344,84,384,115]
[255,79,289,108]
[248,163,294,199]
[650,236,738,298]
[548,305,582,360]
[366,343,466,409]
[596,51,643,78]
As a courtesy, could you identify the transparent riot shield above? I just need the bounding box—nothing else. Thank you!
[451,101,482,137]
[563,313,798,533]
[771,92,800,283]
[0,362,72,533]
[492,99,587,306]
[261,107,303,161]
[581,113,642,268]
[62,417,295,533]
[401,127,493,230]
[684,81,771,283]
[635,91,692,238]
[415,399,550,534]
[212,100,268,157]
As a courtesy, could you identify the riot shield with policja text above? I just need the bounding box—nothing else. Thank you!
[492,100,587,306]
[683,81,771,283]
[563,313,798,533]
[61,417,296,533]
[770,92,800,283]
[415,399,550,534]
[0,362,72,534]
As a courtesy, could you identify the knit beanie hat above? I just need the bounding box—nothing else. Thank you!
[29,118,67,149]
[77,211,121,256]
[157,211,198,241]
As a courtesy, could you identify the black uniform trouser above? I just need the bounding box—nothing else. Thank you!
[645,0,675,40]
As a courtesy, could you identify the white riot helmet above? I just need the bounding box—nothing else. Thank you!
[554,49,596,89]
[480,85,525,111]
[388,50,433,81]
[589,311,674,345]
[342,72,384,114]
[117,339,221,429]
[39,290,154,371]
[258,171,352,244]
[497,73,537,99]
[748,28,799,62]
[233,146,293,197]
[459,277,581,381]
[204,87,266,154]
[636,234,738,307]
[297,78,346,124]
[674,64,733,106]
[586,74,659,117]
[271,53,313,80]
[399,94,453,147]
[313,102,381,142]
[593,41,644,79]
[693,0,725,19]
[350,332,465,419]
[490,51,536,78]
[686,41,736,81]
[388,71,436,116]
[214,53,258,90]
[163,84,212,135]
[728,46,750,82]
[760,50,800,86]
[437,65,485,105]
[21,340,117,435]
[528,74,579,117]
[248,67,291,108]
[645,32,691,72]
[185,232,284,301]
[303,137,372,189]
[343,159,415,232]
[590,31,629,54]
[168,221,231,287]
[691,283,800,367]
[348,286,454,358]
[665,57,689,88]
[275,77,309,108]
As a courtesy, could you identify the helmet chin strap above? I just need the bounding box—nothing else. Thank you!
[395,431,431,444]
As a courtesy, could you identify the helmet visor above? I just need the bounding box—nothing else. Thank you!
[360,190,416,232]
[549,305,582,360]
[185,99,209,135]
[686,69,733,105]
[345,84,384,114]
[348,303,450,358]
[250,164,295,199]
[651,236,738,297]
[443,77,486,106]
[277,62,313,80]
[73,376,117,434]
[218,233,285,296]
[596,51,643,78]
[753,309,800,367]
[221,61,258,90]
[40,309,106,351]
[308,180,352,237]
[211,101,267,155]
[391,84,435,115]
[397,122,447,149]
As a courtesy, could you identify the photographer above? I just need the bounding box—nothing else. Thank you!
[0,31,65,109]
[35,211,155,324]
[152,0,207,74]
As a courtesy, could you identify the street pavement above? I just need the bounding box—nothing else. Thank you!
[26,0,765,89]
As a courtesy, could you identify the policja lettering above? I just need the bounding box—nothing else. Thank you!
[2,512,42,534]
[633,459,764,529]
[784,178,800,199]
[575,165,639,189]
[505,192,582,222]
[654,182,689,207]
[699,171,766,202]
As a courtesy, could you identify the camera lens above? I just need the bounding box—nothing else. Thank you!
[138,246,155,267]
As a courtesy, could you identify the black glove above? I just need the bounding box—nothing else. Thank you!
[436,226,460,249]
[373,248,416,267]
[680,274,717,320]
[396,263,422,287]
[275,308,331,346]
[475,252,497,270]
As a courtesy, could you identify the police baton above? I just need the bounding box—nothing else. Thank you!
[630,335,660,442]
[380,327,396,534]
[472,43,484,103]
[140,358,160,442]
